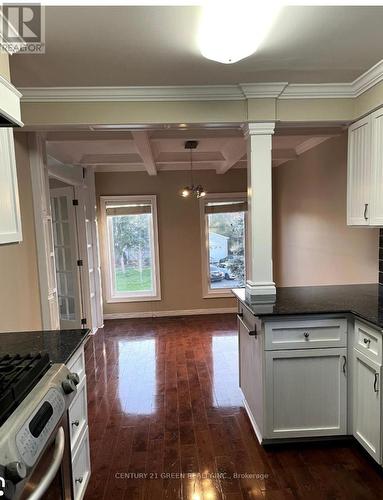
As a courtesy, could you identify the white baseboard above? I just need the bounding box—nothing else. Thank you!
[103,307,237,320]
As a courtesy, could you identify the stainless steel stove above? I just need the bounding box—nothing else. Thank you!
[0,353,79,500]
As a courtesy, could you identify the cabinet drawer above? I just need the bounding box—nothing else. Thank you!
[67,347,85,383]
[69,377,88,451]
[72,426,91,500]
[265,318,347,350]
[354,320,382,364]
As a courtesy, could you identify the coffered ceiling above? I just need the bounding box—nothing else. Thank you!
[10,6,383,87]
[45,127,342,174]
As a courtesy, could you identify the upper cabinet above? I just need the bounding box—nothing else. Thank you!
[347,109,383,226]
[0,128,22,244]
[0,76,23,244]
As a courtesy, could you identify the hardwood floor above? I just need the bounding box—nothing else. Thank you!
[83,315,383,500]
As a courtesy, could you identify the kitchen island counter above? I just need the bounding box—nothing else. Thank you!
[233,283,383,328]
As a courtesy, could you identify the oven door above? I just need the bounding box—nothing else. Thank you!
[19,414,72,500]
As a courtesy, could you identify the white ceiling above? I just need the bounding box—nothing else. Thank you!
[45,127,342,174]
[10,6,383,87]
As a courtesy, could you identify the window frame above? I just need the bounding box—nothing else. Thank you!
[100,195,161,303]
[199,192,248,299]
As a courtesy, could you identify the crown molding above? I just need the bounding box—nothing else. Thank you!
[19,85,245,102]
[18,59,383,103]
[279,83,354,99]
[352,59,383,97]
[239,82,288,98]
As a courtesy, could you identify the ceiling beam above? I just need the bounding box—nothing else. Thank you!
[131,131,157,176]
[217,140,246,175]
[272,148,298,161]
[294,136,334,156]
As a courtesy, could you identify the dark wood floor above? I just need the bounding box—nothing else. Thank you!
[83,315,383,500]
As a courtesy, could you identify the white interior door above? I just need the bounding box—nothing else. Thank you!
[51,187,82,329]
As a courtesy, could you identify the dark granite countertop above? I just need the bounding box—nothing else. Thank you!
[233,284,383,329]
[0,328,90,364]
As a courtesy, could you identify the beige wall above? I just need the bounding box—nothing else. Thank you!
[273,133,379,287]
[96,169,247,316]
[0,53,10,81]
[0,133,42,331]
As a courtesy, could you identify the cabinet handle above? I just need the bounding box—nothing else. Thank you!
[364,203,368,221]
[75,477,83,484]
[303,332,310,339]
[374,373,379,393]
[237,314,257,337]
[71,420,80,427]
[363,338,371,347]
[342,355,347,374]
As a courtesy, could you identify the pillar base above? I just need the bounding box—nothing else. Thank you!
[245,280,276,304]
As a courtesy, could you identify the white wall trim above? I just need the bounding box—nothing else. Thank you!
[19,59,383,103]
[20,85,245,102]
[239,82,288,98]
[104,307,237,320]
[243,122,275,136]
[352,59,383,97]
[279,83,355,100]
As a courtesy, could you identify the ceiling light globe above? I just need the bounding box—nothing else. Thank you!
[181,188,190,197]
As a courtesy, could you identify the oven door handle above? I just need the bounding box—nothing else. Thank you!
[28,426,65,500]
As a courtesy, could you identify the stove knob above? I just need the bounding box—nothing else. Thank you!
[67,372,80,386]
[62,379,76,394]
[5,461,26,483]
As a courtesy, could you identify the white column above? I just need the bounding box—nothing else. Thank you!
[244,122,276,303]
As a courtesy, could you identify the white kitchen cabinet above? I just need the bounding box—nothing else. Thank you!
[265,348,347,439]
[347,116,371,225]
[71,426,91,500]
[347,108,383,226]
[370,107,383,225]
[353,347,382,463]
[0,128,22,244]
[238,312,264,441]
[66,345,91,499]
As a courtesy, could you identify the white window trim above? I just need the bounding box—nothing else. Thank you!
[100,195,161,303]
[200,192,248,299]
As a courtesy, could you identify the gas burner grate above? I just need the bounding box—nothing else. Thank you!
[0,353,51,427]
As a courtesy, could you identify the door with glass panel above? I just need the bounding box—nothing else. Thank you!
[50,187,82,329]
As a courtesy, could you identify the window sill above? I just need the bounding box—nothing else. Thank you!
[106,294,162,304]
[203,290,239,299]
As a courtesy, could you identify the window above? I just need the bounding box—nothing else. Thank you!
[101,195,161,302]
[200,193,247,297]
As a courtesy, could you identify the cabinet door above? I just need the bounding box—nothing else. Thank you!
[238,314,264,440]
[347,116,371,226]
[265,348,347,439]
[353,348,382,462]
[0,128,22,244]
[370,108,383,225]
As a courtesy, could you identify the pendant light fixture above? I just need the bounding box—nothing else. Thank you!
[181,140,207,199]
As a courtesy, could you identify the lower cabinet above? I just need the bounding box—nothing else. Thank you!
[353,347,382,462]
[66,345,91,500]
[71,426,91,500]
[238,313,264,440]
[264,348,347,439]
[237,308,383,465]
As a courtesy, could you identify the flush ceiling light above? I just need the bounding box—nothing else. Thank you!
[198,0,282,64]
[181,140,207,199]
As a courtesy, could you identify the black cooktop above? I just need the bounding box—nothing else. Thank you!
[0,353,51,427]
